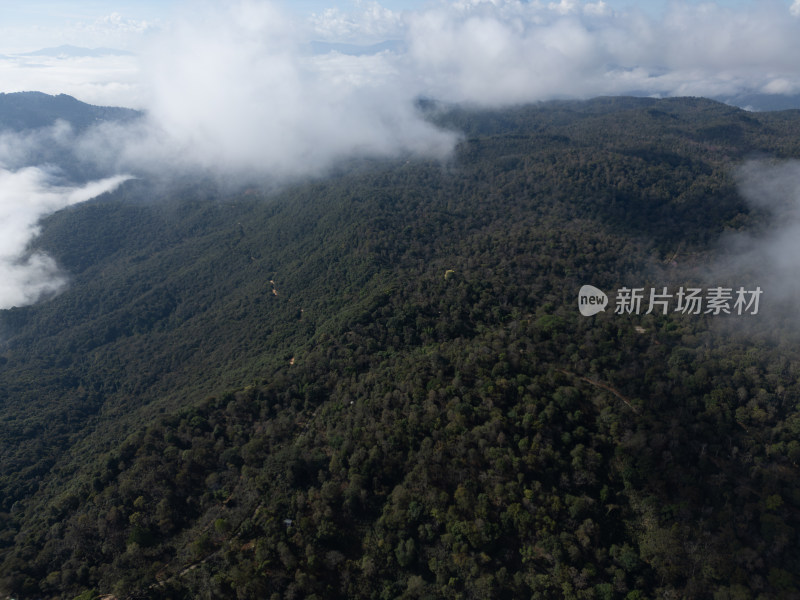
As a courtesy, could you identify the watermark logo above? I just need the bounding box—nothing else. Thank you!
[579,285,762,316]
[578,285,609,316]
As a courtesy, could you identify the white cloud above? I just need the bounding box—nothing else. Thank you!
[0,165,130,308]
[402,0,800,104]
[80,12,158,36]
[583,1,609,17]
[761,78,799,95]
[131,0,456,178]
[706,160,800,323]
[404,2,615,103]
[310,1,405,42]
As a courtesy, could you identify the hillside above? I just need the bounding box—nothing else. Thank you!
[2,96,800,599]
[0,92,140,133]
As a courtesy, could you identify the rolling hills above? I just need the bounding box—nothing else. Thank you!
[2,95,800,598]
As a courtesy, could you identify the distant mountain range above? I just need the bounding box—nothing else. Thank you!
[19,41,407,60]
[714,92,800,112]
[19,44,133,58]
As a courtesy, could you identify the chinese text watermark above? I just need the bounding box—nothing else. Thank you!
[579,285,762,316]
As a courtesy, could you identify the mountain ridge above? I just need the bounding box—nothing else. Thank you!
[0,91,140,133]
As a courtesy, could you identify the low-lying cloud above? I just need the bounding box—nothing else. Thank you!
[0,166,130,309]
[703,159,800,328]
[726,160,800,292]
[134,1,456,178]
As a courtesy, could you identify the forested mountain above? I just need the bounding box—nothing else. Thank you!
[2,96,800,599]
[0,92,139,133]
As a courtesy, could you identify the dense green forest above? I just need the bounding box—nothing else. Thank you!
[2,96,800,599]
